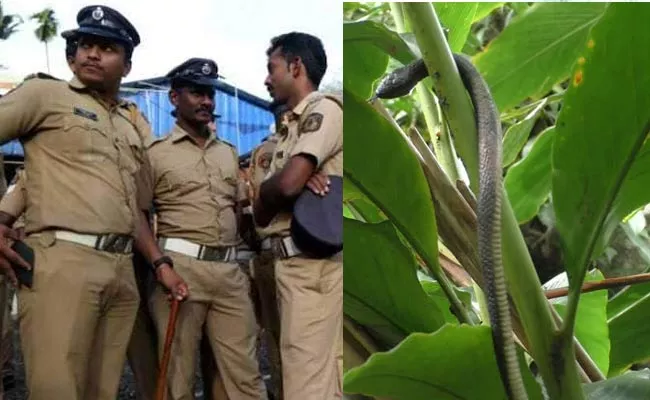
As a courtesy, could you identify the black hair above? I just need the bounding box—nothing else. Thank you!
[65,39,77,60]
[266,32,327,88]
[124,45,134,62]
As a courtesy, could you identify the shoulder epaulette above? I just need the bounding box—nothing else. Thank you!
[145,134,169,149]
[23,72,61,82]
[218,138,235,148]
[323,93,343,109]
[2,73,60,98]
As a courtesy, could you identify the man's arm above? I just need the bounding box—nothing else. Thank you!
[0,79,48,144]
[254,155,317,227]
[134,208,188,301]
[0,171,30,285]
[133,142,188,301]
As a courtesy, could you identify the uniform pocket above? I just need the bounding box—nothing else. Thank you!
[161,164,202,194]
[61,114,95,150]
[122,132,145,175]
[61,114,111,162]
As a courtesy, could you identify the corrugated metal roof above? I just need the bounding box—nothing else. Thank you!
[1,80,274,157]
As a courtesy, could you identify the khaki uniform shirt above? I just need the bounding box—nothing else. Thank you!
[0,169,26,218]
[249,134,279,201]
[0,76,151,236]
[0,169,26,229]
[248,134,279,238]
[257,91,343,238]
[147,124,246,247]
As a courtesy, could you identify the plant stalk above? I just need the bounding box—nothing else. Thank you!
[390,3,460,182]
[502,200,585,399]
[545,272,650,299]
[550,307,605,382]
[402,2,479,193]
[401,2,585,397]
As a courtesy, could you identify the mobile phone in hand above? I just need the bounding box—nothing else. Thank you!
[10,241,34,288]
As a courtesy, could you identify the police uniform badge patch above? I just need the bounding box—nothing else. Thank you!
[279,125,289,136]
[300,112,323,134]
[258,152,273,169]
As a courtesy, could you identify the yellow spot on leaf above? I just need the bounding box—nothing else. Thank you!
[578,57,586,65]
[587,39,595,49]
[573,70,584,87]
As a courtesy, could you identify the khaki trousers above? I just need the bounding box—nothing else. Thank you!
[274,252,343,400]
[149,251,266,400]
[199,331,229,400]
[251,253,283,400]
[18,233,139,400]
[127,250,160,400]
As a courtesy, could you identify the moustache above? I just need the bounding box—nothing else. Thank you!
[81,62,103,70]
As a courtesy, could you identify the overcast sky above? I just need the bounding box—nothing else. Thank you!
[0,0,342,99]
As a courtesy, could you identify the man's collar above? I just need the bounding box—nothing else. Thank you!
[68,76,128,108]
[291,91,323,116]
[170,123,215,146]
[68,76,87,90]
[170,124,191,143]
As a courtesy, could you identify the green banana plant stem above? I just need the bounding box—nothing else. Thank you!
[401,2,585,398]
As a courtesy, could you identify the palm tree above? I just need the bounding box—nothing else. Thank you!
[0,0,23,40]
[30,8,58,74]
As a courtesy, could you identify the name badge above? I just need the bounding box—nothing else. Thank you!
[73,107,98,121]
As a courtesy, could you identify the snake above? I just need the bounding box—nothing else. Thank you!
[374,55,528,400]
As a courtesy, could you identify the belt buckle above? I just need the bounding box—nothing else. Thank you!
[199,246,229,262]
[271,238,288,258]
[96,234,131,254]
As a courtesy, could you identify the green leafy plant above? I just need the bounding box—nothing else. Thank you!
[344,2,650,399]
[0,0,22,41]
[30,8,58,74]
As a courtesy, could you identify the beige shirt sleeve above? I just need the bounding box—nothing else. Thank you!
[230,146,248,203]
[130,110,155,211]
[0,171,26,217]
[291,99,343,168]
[0,79,49,143]
[137,152,155,211]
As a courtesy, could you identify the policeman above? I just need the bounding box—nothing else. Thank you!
[65,16,161,400]
[146,58,266,400]
[198,114,240,400]
[249,103,286,201]
[244,101,290,400]
[0,35,79,396]
[253,32,343,399]
[0,165,12,397]
[0,5,188,399]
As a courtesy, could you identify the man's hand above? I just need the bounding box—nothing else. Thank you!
[156,264,189,301]
[305,171,330,197]
[0,224,31,287]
